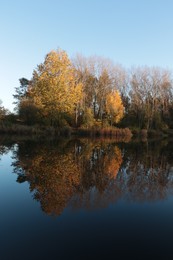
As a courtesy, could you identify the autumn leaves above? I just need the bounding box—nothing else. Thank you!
[16,49,124,127]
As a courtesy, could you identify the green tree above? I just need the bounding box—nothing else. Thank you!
[13,78,30,109]
[13,78,40,125]
[0,100,9,121]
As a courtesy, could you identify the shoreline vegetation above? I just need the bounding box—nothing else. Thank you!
[1,48,173,140]
[0,123,173,142]
[0,123,132,140]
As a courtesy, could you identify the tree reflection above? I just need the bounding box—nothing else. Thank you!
[12,139,122,215]
[11,138,173,216]
[78,142,122,193]
[117,140,173,201]
[0,137,16,161]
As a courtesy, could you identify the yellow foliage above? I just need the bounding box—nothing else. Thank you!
[30,49,83,123]
[106,90,124,124]
[106,146,123,179]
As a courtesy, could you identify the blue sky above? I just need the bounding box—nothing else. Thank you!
[1,0,173,111]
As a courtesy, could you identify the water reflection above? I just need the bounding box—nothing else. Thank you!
[2,138,173,216]
[11,139,122,215]
[0,137,15,158]
[120,140,173,201]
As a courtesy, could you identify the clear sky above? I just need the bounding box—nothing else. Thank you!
[1,0,173,111]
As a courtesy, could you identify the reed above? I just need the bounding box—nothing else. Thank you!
[76,127,132,139]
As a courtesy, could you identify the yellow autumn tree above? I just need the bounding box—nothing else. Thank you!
[106,90,124,125]
[30,49,83,126]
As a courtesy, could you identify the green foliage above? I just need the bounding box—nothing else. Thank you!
[18,99,41,125]
[0,100,10,122]
[13,78,30,109]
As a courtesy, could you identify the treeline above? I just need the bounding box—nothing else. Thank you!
[1,48,173,134]
[13,50,124,129]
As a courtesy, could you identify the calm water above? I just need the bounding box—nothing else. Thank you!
[1,137,173,259]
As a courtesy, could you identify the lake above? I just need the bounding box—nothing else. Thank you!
[1,137,173,259]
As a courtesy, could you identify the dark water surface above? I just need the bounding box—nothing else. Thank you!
[1,137,173,259]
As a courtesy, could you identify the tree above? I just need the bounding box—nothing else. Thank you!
[13,78,40,125]
[105,90,124,126]
[30,49,83,126]
[129,66,173,129]
[13,78,30,109]
[0,100,9,121]
[73,54,126,126]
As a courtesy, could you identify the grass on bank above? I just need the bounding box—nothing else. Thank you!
[0,123,132,140]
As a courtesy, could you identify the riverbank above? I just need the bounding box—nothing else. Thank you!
[0,123,132,139]
[131,128,173,139]
[1,123,173,140]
